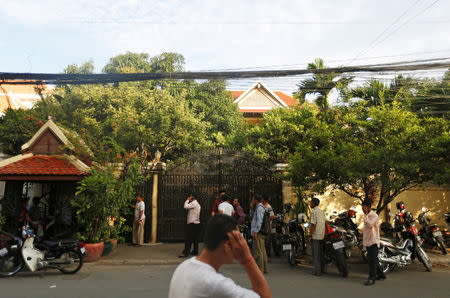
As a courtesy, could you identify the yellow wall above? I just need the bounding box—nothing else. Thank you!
[287,186,449,230]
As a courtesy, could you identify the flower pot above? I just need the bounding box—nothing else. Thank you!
[109,238,118,250]
[102,242,113,256]
[84,241,104,262]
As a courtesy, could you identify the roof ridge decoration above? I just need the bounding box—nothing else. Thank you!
[64,154,90,173]
[233,81,288,108]
[21,119,74,152]
[0,153,34,168]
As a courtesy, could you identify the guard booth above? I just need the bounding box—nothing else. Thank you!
[0,120,90,236]
[138,149,282,242]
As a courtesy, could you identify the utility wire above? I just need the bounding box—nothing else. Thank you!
[351,0,422,62]
[1,59,450,85]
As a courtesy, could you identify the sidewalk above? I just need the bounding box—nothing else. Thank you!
[94,243,186,266]
[91,243,450,267]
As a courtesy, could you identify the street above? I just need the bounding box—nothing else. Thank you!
[0,259,448,298]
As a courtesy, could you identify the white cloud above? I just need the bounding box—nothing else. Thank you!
[0,0,449,94]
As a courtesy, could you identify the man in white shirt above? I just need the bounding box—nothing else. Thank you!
[132,196,145,246]
[218,195,235,217]
[310,197,326,276]
[169,214,272,298]
[179,195,201,258]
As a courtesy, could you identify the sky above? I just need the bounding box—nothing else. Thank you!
[1,0,449,94]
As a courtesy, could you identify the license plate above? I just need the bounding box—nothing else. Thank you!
[271,228,276,234]
[433,231,442,237]
[283,244,292,251]
[0,247,8,257]
[332,241,345,250]
[80,247,86,254]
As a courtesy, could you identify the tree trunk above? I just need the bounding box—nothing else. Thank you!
[383,203,391,223]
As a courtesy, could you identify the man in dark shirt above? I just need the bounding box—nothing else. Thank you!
[233,198,246,225]
[211,190,226,216]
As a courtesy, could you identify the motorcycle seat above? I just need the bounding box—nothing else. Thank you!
[42,239,79,248]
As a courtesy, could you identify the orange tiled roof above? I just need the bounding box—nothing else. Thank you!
[230,90,297,107]
[0,155,87,177]
[0,81,52,114]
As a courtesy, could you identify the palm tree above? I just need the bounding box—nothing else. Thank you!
[294,58,351,109]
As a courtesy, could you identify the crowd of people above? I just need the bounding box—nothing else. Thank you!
[169,191,385,297]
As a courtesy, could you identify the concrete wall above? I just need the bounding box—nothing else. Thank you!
[283,183,449,229]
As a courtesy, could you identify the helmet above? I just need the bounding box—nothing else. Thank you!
[404,211,413,222]
[396,201,405,210]
[297,213,307,223]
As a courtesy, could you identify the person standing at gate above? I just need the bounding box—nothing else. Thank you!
[310,197,326,276]
[233,198,246,225]
[132,196,146,246]
[250,196,268,273]
[212,190,226,216]
[179,194,201,258]
[362,199,385,285]
[261,197,275,262]
[218,195,235,217]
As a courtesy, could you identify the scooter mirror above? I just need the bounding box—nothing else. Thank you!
[422,207,427,212]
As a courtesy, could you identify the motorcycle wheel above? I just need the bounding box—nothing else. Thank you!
[0,254,24,278]
[58,250,83,274]
[378,249,395,274]
[288,244,297,266]
[416,245,432,272]
[335,251,348,277]
[273,237,282,257]
[436,237,447,255]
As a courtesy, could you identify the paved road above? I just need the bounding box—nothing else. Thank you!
[0,260,448,298]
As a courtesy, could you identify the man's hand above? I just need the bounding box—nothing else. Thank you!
[253,232,257,240]
[227,230,253,264]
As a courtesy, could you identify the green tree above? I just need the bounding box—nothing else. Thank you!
[64,60,95,74]
[408,70,450,119]
[184,80,246,145]
[289,103,449,216]
[102,52,152,73]
[294,58,351,109]
[243,105,319,164]
[0,108,40,155]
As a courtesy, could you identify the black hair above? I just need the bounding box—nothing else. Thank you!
[222,195,231,202]
[204,214,238,251]
[362,200,372,207]
[254,196,263,202]
[311,197,320,207]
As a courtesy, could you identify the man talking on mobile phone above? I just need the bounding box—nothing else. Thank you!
[169,214,272,298]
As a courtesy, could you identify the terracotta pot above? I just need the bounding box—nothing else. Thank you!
[84,241,104,262]
[109,238,118,250]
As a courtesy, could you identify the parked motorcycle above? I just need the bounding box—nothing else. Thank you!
[323,224,349,277]
[330,208,363,258]
[443,213,450,247]
[378,216,432,273]
[239,218,253,249]
[418,207,447,255]
[0,225,85,277]
[284,213,307,266]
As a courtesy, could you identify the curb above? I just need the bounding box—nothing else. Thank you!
[87,259,183,266]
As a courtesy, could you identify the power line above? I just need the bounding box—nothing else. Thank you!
[369,0,442,54]
[351,0,422,62]
[1,58,449,85]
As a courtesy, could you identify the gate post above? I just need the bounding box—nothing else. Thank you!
[151,172,159,243]
[149,152,166,243]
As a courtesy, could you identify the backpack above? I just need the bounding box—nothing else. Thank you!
[259,206,271,235]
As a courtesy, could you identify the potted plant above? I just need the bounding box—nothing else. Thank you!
[72,157,145,261]
[72,168,117,262]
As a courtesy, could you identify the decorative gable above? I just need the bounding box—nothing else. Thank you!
[21,119,73,155]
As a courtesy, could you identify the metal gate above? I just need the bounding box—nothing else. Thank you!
[138,149,283,242]
[157,174,281,241]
